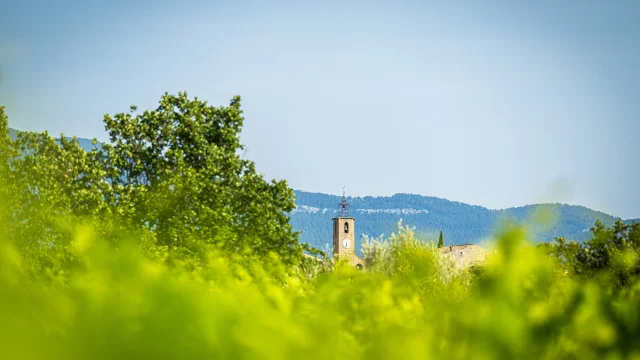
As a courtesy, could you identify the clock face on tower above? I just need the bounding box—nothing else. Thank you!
[342,239,351,249]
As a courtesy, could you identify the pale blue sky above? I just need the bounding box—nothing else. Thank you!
[1,1,639,218]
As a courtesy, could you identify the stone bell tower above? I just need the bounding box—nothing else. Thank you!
[332,188,364,269]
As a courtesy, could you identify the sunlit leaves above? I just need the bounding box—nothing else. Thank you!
[1,93,303,278]
[1,220,640,359]
[101,92,301,264]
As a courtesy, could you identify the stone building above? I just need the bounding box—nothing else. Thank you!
[438,244,487,267]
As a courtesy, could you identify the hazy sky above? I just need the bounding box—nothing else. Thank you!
[1,1,639,218]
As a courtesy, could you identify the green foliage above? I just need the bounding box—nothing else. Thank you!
[2,212,640,359]
[0,94,303,279]
[540,220,640,292]
[438,230,444,248]
[99,92,300,265]
[1,107,113,276]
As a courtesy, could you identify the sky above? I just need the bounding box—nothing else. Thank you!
[1,0,639,218]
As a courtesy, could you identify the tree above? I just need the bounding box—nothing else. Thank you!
[1,92,304,277]
[438,230,444,248]
[539,219,640,291]
[0,107,17,232]
[100,92,301,265]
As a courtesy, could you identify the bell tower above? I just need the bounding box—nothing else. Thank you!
[332,188,364,269]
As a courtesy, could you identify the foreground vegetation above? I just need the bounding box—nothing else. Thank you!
[2,220,640,359]
[1,95,640,359]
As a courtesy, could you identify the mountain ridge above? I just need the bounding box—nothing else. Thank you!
[290,190,638,255]
[295,190,626,217]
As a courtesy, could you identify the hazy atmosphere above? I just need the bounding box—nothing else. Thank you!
[2,0,639,218]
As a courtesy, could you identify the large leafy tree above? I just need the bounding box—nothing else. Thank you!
[0,92,303,276]
[100,92,300,264]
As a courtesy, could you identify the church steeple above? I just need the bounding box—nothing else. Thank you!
[332,188,364,269]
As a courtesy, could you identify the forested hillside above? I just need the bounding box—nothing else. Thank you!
[291,191,634,254]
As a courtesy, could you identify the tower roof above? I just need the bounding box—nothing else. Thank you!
[337,187,350,217]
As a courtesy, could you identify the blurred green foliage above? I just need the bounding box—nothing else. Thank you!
[1,216,640,359]
[539,219,640,292]
[2,96,640,359]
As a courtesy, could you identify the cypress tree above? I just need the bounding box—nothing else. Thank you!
[438,230,444,248]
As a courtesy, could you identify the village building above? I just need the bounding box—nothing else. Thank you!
[438,244,487,268]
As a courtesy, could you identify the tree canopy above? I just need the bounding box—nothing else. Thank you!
[538,219,640,291]
[0,93,303,277]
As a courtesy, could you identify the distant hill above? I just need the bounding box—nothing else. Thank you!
[291,191,638,256]
[8,127,99,151]
[8,128,637,255]
[8,127,18,140]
